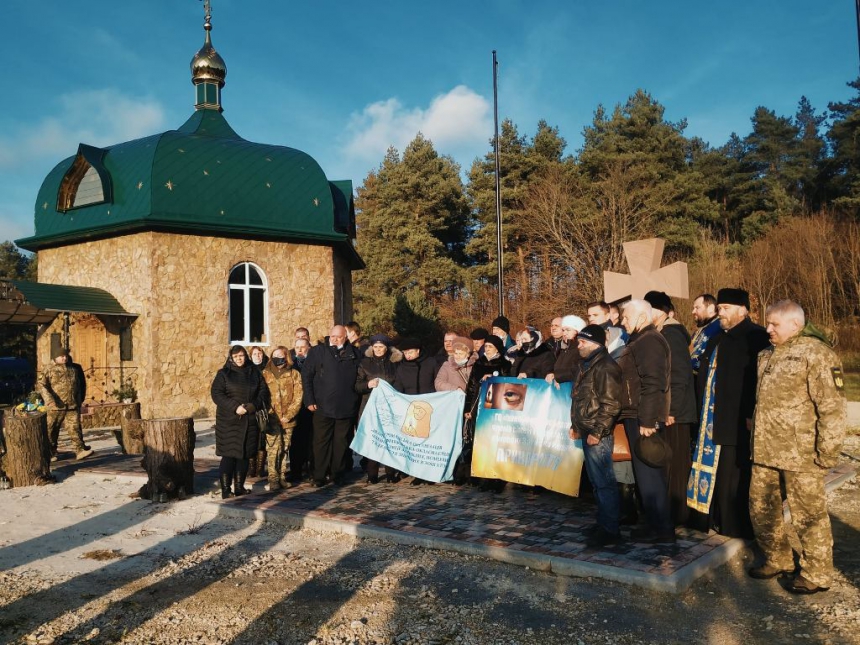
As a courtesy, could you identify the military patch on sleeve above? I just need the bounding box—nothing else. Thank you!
[832,367,845,391]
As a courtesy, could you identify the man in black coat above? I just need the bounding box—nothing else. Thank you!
[617,299,674,543]
[644,291,697,526]
[692,288,770,538]
[302,325,361,486]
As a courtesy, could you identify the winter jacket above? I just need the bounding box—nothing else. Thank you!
[464,354,510,414]
[393,355,436,395]
[211,355,269,459]
[552,344,581,383]
[262,361,304,430]
[511,343,555,379]
[301,343,361,419]
[435,354,477,392]
[355,346,403,417]
[38,363,82,410]
[615,325,670,427]
[753,323,847,471]
[570,346,622,439]
[660,319,697,424]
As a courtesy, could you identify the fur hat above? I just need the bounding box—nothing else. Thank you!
[717,288,750,309]
[561,315,586,331]
[482,335,505,356]
[644,290,673,314]
[398,337,422,351]
[469,327,490,340]
[452,336,473,352]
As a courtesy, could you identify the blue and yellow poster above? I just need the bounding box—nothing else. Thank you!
[471,377,584,496]
[351,381,465,482]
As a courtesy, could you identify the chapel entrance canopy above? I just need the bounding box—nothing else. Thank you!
[0,280,137,325]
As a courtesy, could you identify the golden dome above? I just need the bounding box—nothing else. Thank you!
[190,17,226,87]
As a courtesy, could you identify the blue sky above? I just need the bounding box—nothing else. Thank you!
[0,1,856,242]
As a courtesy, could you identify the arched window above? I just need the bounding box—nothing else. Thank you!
[56,144,112,212]
[228,262,268,345]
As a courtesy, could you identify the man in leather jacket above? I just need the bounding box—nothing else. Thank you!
[570,324,623,547]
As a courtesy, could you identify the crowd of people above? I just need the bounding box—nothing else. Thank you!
[209,289,848,596]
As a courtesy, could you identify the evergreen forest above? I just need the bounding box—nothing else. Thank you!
[353,80,860,368]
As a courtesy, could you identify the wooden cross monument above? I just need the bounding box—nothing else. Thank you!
[603,238,689,303]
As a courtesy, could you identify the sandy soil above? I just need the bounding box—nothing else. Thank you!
[0,429,858,645]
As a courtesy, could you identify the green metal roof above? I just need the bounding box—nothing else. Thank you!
[0,279,136,324]
[17,110,358,258]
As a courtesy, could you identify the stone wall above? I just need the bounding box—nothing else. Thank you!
[37,232,354,418]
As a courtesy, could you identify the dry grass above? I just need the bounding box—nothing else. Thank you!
[79,549,123,561]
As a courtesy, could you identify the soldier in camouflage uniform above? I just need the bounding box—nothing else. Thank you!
[261,346,304,491]
[37,349,93,461]
[750,300,847,594]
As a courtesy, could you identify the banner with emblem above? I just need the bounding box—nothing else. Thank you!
[470,377,584,497]
[351,381,465,483]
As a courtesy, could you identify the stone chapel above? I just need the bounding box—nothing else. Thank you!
[14,9,363,418]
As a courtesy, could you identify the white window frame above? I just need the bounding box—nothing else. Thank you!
[227,261,269,347]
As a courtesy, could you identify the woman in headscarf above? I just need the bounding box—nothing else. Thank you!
[434,336,476,392]
[211,345,269,499]
[355,334,402,484]
[261,345,303,492]
[511,326,555,379]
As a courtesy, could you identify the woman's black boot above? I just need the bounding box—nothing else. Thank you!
[234,472,250,496]
[220,473,233,499]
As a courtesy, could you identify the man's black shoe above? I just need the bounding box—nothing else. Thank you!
[585,528,622,548]
[630,527,676,544]
[313,479,327,488]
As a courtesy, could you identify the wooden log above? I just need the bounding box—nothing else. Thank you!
[138,417,195,501]
[1,413,54,488]
[118,406,144,454]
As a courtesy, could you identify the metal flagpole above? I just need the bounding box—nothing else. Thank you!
[856,0,860,71]
[493,50,504,317]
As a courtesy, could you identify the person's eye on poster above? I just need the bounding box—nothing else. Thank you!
[484,383,528,411]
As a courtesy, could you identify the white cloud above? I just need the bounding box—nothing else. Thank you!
[0,89,166,168]
[342,85,491,162]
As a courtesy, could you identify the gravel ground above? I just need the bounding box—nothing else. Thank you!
[1,436,858,645]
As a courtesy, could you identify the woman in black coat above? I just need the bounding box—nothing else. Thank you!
[460,336,509,489]
[211,345,269,498]
[355,334,402,484]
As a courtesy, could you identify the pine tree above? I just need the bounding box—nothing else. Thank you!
[353,135,470,337]
[577,89,716,253]
[466,119,568,322]
[826,77,860,216]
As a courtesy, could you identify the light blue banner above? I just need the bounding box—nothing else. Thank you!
[351,380,465,483]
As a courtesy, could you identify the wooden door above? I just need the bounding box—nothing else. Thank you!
[70,315,107,402]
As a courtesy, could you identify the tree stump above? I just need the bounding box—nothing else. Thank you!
[138,417,195,501]
[1,413,54,488]
[117,407,145,454]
